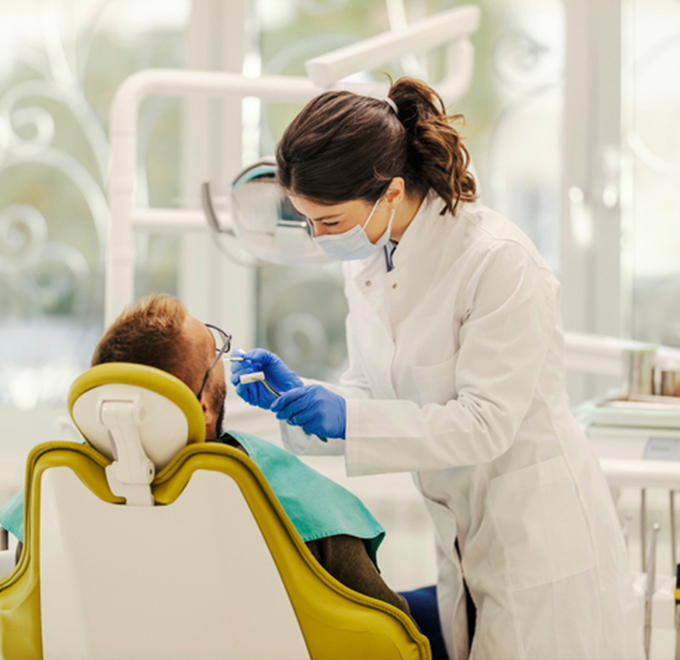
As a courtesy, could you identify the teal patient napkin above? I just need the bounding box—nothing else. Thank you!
[226,431,385,568]
[0,432,385,568]
[0,489,23,543]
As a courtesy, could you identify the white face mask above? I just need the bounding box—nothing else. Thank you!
[313,196,396,261]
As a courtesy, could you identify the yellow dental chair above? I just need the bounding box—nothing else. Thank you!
[0,363,430,660]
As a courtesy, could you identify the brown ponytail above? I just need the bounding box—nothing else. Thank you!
[388,78,477,215]
[276,76,477,216]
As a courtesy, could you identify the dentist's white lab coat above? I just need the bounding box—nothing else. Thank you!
[282,194,643,660]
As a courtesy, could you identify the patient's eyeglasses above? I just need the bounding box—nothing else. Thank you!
[197,324,232,400]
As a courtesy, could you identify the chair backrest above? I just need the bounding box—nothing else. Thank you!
[68,363,207,505]
[0,364,430,660]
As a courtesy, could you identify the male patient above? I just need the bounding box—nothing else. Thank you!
[0,294,410,618]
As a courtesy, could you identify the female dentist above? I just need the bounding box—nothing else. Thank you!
[231,77,643,660]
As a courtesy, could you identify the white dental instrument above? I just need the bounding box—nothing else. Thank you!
[675,564,680,660]
[238,370,329,443]
[675,563,680,660]
[645,522,661,660]
[239,371,280,398]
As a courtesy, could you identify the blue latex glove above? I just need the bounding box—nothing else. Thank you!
[270,384,346,439]
[230,348,303,410]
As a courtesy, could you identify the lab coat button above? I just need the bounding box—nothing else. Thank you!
[392,283,397,289]
[365,280,371,287]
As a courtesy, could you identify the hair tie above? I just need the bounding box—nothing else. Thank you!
[384,97,398,115]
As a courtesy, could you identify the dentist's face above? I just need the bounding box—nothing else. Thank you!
[289,196,383,240]
[289,178,406,242]
[182,314,226,440]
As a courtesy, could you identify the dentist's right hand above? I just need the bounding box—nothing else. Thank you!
[230,348,303,409]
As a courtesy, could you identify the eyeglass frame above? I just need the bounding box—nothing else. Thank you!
[196,323,232,400]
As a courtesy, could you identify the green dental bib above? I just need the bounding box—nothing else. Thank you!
[223,431,385,568]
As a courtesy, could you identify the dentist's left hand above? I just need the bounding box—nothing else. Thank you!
[230,348,303,409]
[271,384,347,439]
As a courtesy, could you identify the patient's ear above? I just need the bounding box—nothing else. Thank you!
[199,392,216,438]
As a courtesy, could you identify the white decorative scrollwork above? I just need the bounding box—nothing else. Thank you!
[492,29,557,90]
[0,203,91,316]
[0,0,184,410]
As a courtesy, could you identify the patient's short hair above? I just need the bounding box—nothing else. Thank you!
[92,294,200,392]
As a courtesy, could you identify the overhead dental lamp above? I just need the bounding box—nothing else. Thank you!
[201,158,330,267]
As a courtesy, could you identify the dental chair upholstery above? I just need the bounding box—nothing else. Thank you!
[0,363,430,660]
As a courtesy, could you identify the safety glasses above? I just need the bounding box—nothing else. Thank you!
[196,323,232,400]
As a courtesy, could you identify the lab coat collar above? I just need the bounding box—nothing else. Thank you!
[348,191,445,292]
[347,191,442,280]
[390,191,444,271]
[347,240,394,340]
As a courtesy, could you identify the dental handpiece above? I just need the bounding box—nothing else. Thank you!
[232,357,276,391]
[645,523,661,660]
[231,358,280,397]
[235,363,329,443]
[238,371,280,397]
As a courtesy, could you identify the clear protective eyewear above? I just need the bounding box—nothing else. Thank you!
[197,324,232,400]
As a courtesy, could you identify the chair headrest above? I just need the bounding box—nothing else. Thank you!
[67,363,205,470]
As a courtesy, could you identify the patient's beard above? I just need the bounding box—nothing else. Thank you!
[210,381,227,439]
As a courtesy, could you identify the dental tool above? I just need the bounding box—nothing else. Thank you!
[672,491,677,569]
[239,371,280,398]
[229,357,245,362]
[675,563,680,660]
[238,371,329,443]
[644,522,661,660]
[642,490,648,572]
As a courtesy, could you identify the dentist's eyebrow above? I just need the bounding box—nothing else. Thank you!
[310,213,341,222]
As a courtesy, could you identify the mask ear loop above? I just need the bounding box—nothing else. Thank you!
[361,195,384,231]
[363,198,397,249]
[363,177,399,234]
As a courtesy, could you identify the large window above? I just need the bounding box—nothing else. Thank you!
[0,0,189,495]
[630,0,680,347]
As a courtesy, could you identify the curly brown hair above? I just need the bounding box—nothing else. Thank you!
[276,76,477,216]
[91,294,202,393]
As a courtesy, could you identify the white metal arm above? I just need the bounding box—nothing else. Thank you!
[305,5,480,88]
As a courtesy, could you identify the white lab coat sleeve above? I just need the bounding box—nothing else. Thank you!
[345,241,559,476]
